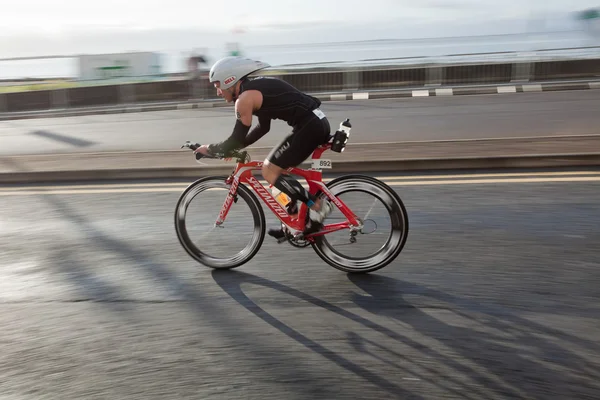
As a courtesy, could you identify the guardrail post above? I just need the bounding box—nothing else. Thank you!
[191,79,201,99]
[51,88,69,109]
[426,66,443,86]
[119,82,136,104]
[512,62,532,82]
[343,69,361,91]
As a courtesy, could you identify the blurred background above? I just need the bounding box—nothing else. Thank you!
[0,0,599,102]
[2,3,600,399]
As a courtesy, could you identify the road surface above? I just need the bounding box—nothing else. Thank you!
[1,90,599,156]
[1,168,599,399]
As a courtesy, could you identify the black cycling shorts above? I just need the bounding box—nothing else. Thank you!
[267,111,331,169]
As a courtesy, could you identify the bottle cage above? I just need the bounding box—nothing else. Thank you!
[330,130,349,153]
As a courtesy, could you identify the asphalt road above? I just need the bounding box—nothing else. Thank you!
[1,90,599,156]
[1,168,599,399]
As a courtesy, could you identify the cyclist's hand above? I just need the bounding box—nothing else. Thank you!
[194,144,212,157]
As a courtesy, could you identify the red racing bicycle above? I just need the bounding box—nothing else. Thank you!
[175,119,409,273]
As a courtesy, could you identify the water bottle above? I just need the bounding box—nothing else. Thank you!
[270,185,291,207]
[331,118,351,152]
[339,118,352,136]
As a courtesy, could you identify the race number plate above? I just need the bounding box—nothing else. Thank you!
[312,108,326,119]
[312,159,333,169]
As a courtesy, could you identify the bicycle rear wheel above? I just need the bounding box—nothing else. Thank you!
[174,176,266,269]
[311,175,409,273]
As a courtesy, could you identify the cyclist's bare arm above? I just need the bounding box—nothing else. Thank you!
[235,90,257,126]
[199,90,270,156]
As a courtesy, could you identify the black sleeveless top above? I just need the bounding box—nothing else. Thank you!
[239,77,322,127]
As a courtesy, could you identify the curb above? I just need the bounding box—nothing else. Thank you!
[2,153,599,184]
[1,80,599,121]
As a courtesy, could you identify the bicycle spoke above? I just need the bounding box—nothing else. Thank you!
[362,198,378,221]
[175,177,265,269]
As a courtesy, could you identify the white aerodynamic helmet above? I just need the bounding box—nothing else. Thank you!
[209,56,270,90]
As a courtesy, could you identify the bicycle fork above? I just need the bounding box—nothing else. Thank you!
[214,177,240,227]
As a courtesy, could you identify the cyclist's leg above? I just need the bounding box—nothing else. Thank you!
[262,116,330,202]
[262,116,331,236]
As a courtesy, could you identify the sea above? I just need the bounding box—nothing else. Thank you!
[1,30,599,81]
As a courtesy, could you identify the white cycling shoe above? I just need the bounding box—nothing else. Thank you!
[268,198,333,240]
[304,198,333,234]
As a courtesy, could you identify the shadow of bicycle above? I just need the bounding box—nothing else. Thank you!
[211,269,424,399]
[212,270,600,400]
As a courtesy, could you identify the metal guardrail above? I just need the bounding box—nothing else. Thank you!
[0,57,599,113]
[268,45,600,69]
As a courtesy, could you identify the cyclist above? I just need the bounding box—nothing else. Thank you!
[193,56,332,239]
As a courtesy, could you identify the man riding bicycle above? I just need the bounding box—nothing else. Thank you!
[194,56,332,239]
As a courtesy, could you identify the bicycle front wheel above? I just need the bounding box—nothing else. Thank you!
[311,175,409,274]
[174,176,265,269]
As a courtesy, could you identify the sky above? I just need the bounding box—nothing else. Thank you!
[0,0,598,59]
[1,0,597,31]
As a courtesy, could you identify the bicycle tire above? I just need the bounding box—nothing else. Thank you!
[174,176,266,269]
[311,174,409,273]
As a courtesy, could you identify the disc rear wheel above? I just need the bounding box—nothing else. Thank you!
[311,175,409,273]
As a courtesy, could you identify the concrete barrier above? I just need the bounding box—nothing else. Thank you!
[134,80,191,102]
[533,59,600,81]
[279,71,345,92]
[67,85,120,107]
[5,89,52,111]
[443,63,513,85]
[2,58,600,113]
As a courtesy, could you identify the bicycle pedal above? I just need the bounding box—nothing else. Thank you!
[292,233,306,241]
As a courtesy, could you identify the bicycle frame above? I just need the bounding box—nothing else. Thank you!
[218,143,362,239]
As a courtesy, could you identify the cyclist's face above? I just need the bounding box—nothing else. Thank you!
[214,82,235,102]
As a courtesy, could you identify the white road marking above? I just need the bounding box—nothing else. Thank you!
[497,86,517,94]
[522,84,543,92]
[1,174,599,196]
[352,92,369,100]
[412,90,430,97]
[435,88,453,96]
[2,171,599,192]
[339,133,600,145]
[380,171,600,180]
[386,176,600,185]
